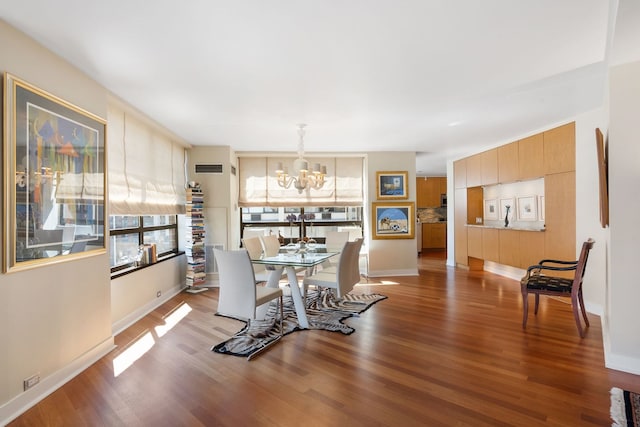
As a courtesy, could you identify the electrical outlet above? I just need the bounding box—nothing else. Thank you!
[23,373,40,391]
[157,290,161,298]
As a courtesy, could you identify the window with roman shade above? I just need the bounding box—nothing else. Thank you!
[107,103,187,215]
[238,156,364,207]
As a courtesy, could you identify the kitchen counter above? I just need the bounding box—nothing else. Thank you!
[466,224,545,232]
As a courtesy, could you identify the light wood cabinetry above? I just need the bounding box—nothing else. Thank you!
[518,133,544,179]
[519,230,545,269]
[416,177,446,207]
[454,159,466,189]
[467,227,483,258]
[544,171,576,274]
[498,142,519,183]
[466,187,483,225]
[466,154,483,187]
[422,223,446,249]
[481,149,498,185]
[453,121,575,271]
[482,228,500,262]
[499,229,520,267]
[544,122,575,175]
[454,188,468,266]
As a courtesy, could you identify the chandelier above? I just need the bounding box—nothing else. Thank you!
[275,124,327,193]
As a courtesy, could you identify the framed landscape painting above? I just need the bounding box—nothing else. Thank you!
[376,171,408,200]
[3,73,106,272]
[372,202,414,239]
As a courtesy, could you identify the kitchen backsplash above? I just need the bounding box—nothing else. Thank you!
[417,207,447,223]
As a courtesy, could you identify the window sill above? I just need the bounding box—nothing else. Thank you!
[110,251,185,280]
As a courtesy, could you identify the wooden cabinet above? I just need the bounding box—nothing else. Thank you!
[416,177,445,207]
[466,149,498,187]
[422,223,447,249]
[498,142,519,183]
[544,171,575,270]
[481,149,498,185]
[454,188,468,266]
[519,230,545,269]
[482,228,500,262]
[466,154,483,187]
[416,178,428,207]
[467,227,483,258]
[454,159,467,189]
[544,122,575,175]
[499,229,520,267]
[518,133,544,179]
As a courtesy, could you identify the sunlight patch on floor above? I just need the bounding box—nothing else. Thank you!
[113,331,155,377]
[113,302,193,376]
[155,302,193,337]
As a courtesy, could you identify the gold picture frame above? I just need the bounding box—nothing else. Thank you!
[3,73,107,272]
[376,171,408,200]
[372,201,415,239]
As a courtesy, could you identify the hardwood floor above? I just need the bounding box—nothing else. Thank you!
[9,250,640,426]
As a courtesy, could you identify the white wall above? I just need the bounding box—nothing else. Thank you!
[0,21,114,423]
[111,256,187,333]
[366,152,419,276]
[606,60,640,374]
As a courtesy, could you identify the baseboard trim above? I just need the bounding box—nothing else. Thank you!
[366,268,419,277]
[0,338,115,426]
[112,284,185,336]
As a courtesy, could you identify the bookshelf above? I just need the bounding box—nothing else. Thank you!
[185,184,207,293]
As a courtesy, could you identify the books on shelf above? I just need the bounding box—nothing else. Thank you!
[185,185,207,293]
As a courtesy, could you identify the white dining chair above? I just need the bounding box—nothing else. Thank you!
[259,234,282,257]
[241,237,271,283]
[303,238,363,299]
[320,231,350,270]
[213,248,284,341]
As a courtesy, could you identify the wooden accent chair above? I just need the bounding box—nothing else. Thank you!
[520,238,595,338]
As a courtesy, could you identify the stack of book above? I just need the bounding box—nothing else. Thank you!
[185,185,207,291]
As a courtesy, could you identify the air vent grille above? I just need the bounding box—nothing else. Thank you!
[195,164,223,174]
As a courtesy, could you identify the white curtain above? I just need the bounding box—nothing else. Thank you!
[239,156,363,207]
[108,104,186,215]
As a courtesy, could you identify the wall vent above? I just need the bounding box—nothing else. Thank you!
[230,165,236,176]
[205,244,225,273]
[195,163,223,174]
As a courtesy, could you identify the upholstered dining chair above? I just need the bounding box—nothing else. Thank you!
[320,231,350,270]
[241,236,271,283]
[520,238,595,338]
[303,238,364,299]
[213,248,284,347]
[259,234,282,257]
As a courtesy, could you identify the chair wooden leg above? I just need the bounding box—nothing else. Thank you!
[522,289,529,329]
[571,293,585,338]
[578,289,590,327]
[534,293,540,314]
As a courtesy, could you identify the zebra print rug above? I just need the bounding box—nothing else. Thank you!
[211,289,387,359]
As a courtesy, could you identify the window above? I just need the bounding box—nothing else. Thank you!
[109,215,179,274]
[241,206,363,244]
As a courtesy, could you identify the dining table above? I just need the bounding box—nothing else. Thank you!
[251,251,337,328]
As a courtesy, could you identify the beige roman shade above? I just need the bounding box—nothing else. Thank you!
[107,103,186,215]
[239,156,364,207]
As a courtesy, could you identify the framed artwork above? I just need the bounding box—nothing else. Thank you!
[484,199,498,220]
[538,196,545,221]
[376,171,408,200]
[372,202,415,239]
[595,128,609,228]
[499,198,515,222]
[3,73,106,272]
[517,195,538,220]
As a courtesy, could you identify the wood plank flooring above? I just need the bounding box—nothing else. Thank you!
[9,250,640,426]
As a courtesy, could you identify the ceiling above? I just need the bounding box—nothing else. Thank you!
[1,1,637,176]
